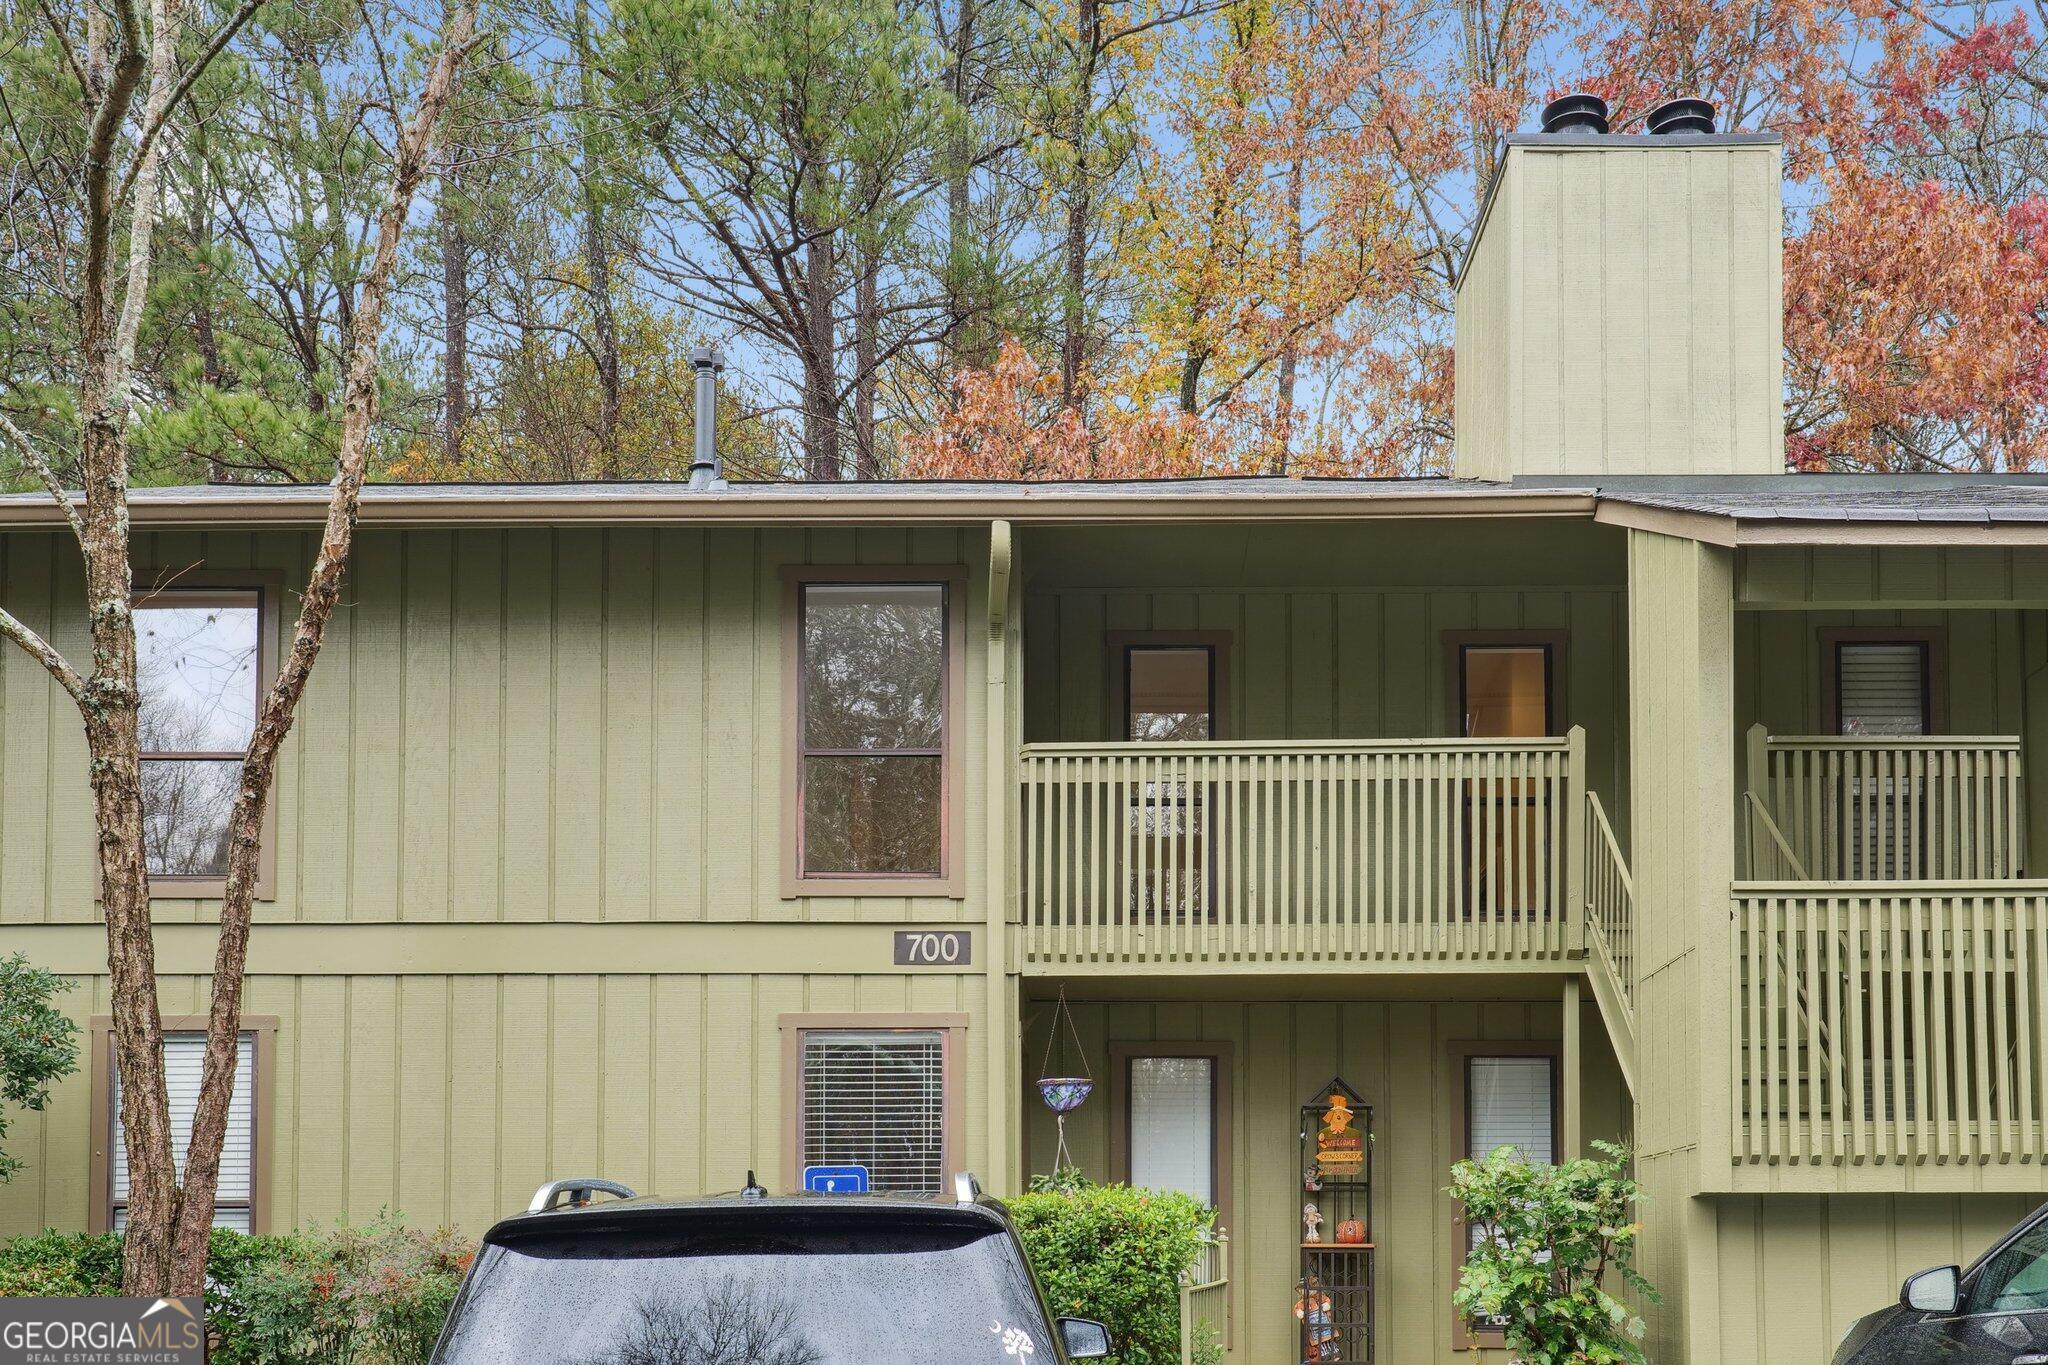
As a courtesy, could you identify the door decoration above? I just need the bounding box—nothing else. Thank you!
[1298,1078,1373,1364]
[1035,986,1094,1172]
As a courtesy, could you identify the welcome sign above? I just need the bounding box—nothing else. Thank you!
[0,1297,205,1364]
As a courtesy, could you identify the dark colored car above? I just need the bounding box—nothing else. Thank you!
[1835,1201,2048,1364]
[429,1175,1112,1365]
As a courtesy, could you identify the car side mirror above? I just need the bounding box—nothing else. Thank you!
[1902,1265,1961,1314]
[1057,1317,1112,1360]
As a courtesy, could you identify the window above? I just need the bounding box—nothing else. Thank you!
[1834,639,1932,736]
[1128,1056,1215,1203]
[1111,1042,1232,1234]
[1452,1045,1558,1347]
[787,570,964,895]
[782,1015,962,1196]
[1127,647,1215,741]
[137,589,262,880]
[94,1017,273,1234]
[1968,1220,2048,1314]
[1458,643,1554,738]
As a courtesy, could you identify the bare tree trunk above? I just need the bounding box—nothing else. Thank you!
[854,251,879,478]
[441,171,468,466]
[1058,0,1098,412]
[575,0,620,473]
[165,2,479,1291]
[1273,151,1304,473]
[802,223,841,479]
[943,0,978,369]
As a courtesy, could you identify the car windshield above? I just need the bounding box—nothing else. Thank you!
[433,1210,1056,1365]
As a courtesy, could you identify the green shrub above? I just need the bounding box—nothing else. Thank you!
[0,1218,473,1365]
[1010,1171,1216,1365]
[0,954,81,1184]
[1447,1140,1658,1365]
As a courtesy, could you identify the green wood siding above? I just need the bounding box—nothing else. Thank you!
[0,526,990,926]
[1,968,991,1238]
[1021,994,1629,1363]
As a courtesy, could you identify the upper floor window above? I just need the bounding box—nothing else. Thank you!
[1126,647,1215,741]
[1834,639,1932,736]
[788,570,963,894]
[137,589,262,881]
[1458,643,1554,738]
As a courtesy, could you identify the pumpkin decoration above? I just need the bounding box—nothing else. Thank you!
[1334,1218,1365,1245]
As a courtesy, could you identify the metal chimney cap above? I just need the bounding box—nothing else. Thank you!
[1645,96,1716,135]
[1540,92,1610,135]
[690,347,725,371]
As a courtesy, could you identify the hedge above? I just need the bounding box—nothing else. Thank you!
[0,1217,471,1365]
[1009,1174,1217,1365]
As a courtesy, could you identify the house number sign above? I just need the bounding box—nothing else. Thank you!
[893,930,972,966]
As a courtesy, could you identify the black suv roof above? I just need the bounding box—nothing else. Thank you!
[482,1189,1014,1246]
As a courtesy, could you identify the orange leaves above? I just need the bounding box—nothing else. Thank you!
[1786,168,2048,468]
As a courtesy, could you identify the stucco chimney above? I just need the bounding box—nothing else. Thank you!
[1452,126,1784,480]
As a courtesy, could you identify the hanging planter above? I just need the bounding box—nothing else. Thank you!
[1036,987,1094,1172]
[1037,1077,1094,1113]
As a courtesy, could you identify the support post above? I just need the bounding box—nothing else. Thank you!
[985,520,1015,1192]
[1563,973,1583,1160]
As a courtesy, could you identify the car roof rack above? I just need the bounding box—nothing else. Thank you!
[953,1172,983,1206]
[527,1178,636,1214]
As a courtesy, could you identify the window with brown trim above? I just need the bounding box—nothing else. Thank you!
[785,569,965,896]
[132,581,278,897]
[1450,1042,1560,1349]
[90,1015,276,1234]
[1832,638,1933,736]
[1110,1041,1233,1239]
[779,1013,964,1195]
[1126,647,1216,741]
[1456,642,1556,738]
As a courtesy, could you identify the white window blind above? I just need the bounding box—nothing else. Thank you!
[800,1030,945,1195]
[112,1033,255,1232]
[1128,1056,1214,1206]
[1468,1056,1554,1163]
[1838,643,1928,736]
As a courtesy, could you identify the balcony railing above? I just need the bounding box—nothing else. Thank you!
[1744,727,2027,881]
[1018,730,1586,966]
[1732,882,2048,1166]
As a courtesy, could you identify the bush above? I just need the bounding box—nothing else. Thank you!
[0,1217,474,1365]
[1010,1171,1216,1365]
[1446,1140,1658,1365]
[0,953,81,1184]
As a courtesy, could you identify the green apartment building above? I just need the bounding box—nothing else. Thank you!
[6,127,2048,1363]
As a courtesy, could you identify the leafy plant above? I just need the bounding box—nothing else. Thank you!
[1010,1173,1217,1365]
[0,953,81,1184]
[1447,1140,1657,1365]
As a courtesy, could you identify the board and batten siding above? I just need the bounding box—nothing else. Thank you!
[0,969,991,1239]
[1022,996,1629,1364]
[0,525,991,925]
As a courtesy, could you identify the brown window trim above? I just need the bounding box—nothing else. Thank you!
[1107,1040,1234,1244]
[781,566,968,899]
[1448,1039,1562,1351]
[1441,630,1569,738]
[1820,626,1946,735]
[778,1012,966,1195]
[88,1014,279,1235]
[1105,631,1232,741]
[119,569,284,902]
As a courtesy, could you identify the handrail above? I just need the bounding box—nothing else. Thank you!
[1583,791,1636,1019]
[1732,884,2048,1167]
[1019,731,1586,966]
[1744,725,2026,881]
[1743,791,1810,881]
[1179,1231,1228,1364]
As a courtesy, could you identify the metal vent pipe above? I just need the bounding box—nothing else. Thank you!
[689,348,727,490]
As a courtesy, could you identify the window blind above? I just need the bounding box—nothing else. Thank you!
[800,1031,945,1195]
[1468,1057,1554,1163]
[1128,1056,1214,1206]
[112,1033,255,1231]
[1838,643,1928,736]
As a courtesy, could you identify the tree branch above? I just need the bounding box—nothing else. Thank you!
[0,410,86,548]
[0,607,86,707]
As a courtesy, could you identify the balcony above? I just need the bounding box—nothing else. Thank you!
[1017,731,1598,970]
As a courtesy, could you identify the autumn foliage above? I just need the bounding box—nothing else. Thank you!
[906,0,2048,478]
